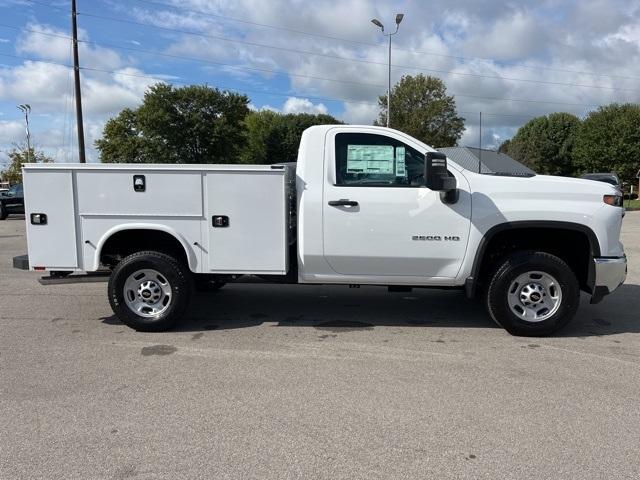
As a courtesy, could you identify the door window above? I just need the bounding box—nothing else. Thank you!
[335,133,424,187]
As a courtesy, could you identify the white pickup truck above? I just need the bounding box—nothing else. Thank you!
[14,125,626,336]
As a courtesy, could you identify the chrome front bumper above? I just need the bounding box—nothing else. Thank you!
[591,255,627,304]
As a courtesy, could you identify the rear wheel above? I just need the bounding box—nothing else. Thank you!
[108,251,192,332]
[486,251,580,336]
[0,203,7,220]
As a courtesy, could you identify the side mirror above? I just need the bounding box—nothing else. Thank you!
[425,151,458,204]
[425,152,456,191]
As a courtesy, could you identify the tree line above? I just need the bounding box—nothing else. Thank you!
[499,105,640,183]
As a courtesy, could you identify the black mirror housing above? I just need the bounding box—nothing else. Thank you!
[425,151,458,203]
[425,152,455,191]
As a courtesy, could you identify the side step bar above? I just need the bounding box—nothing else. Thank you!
[38,272,111,285]
[13,254,110,284]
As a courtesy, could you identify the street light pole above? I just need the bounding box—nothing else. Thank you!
[371,13,404,128]
[17,104,31,163]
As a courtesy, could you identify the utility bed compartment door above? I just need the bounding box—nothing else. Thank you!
[24,169,78,269]
[75,170,202,216]
[205,170,288,274]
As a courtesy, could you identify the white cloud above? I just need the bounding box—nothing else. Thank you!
[464,11,546,60]
[0,61,161,116]
[282,97,328,114]
[16,23,123,71]
[342,102,378,125]
[0,120,25,144]
[248,103,279,112]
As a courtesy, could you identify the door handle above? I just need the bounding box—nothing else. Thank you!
[328,199,359,207]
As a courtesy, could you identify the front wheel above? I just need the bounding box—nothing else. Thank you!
[108,251,192,332]
[486,251,580,336]
[0,203,7,220]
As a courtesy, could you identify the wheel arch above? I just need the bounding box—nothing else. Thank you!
[94,224,197,272]
[466,220,600,298]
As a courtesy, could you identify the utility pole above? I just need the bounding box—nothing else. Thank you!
[17,104,31,163]
[478,112,482,173]
[371,14,404,128]
[72,0,86,163]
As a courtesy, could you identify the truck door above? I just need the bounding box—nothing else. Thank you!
[322,129,471,278]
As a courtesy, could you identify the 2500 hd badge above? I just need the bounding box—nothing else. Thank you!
[412,235,461,241]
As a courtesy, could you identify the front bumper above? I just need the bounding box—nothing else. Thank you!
[590,255,627,304]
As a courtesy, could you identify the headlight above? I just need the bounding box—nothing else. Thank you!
[603,194,623,207]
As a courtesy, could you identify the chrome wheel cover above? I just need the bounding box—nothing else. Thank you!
[507,271,562,323]
[123,269,172,317]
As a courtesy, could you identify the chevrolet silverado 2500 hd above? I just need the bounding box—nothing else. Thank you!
[14,125,627,336]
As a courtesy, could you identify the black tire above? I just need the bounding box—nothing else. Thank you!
[108,251,192,332]
[194,276,226,293]
[486,251,580,337]
[0,203,7,220]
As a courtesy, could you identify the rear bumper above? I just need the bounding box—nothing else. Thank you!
[590,255,627,304]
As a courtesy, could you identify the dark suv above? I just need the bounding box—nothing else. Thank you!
[580,173,622,193]
[0,183,24,220]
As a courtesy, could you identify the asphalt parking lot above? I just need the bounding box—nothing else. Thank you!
[1,213,639,480]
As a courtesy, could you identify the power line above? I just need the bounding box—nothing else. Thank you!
[0,23,622,109]
[72,10,640,94]
[0,51,553,120]
[0,51,376,106]
[79,64,379,107]
[75,39,615,108]
[18,0,640,87]
[123,0,640,82]
[77,39,386,89]
[0,22,72,40]
[0,51,72,69]
[129,0,377,49]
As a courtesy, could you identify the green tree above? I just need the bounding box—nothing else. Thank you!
[499,112,581,176]
[241,110,342,164]
[96,83,250,163]
[376,74,464,147]
[572,104,640,183]
[1,146,53,184]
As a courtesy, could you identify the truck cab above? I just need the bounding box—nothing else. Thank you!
[296,126,472,285]
[16,125,627,336]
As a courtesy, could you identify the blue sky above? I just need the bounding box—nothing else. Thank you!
[0,0,639,164]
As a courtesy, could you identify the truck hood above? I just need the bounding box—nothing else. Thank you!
[523,174,619,194]
[465,172,620,200]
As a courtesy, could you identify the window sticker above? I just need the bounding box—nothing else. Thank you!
[395,146,406,177]
[346,144,395,174]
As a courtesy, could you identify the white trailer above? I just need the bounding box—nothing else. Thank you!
[15,125,627,336]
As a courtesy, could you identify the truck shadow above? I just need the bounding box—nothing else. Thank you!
[106,283,640,337]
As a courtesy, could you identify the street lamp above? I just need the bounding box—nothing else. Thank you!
[371,13,404,128]
[17,104,31,163]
